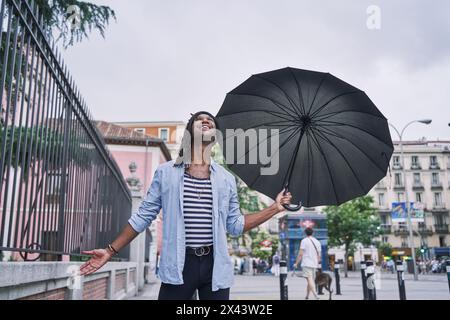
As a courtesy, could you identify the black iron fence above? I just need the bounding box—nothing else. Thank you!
[0,0,132,261]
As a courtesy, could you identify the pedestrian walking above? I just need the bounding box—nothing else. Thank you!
[293,227,322,300]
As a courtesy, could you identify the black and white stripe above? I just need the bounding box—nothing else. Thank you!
[183,173,213,248]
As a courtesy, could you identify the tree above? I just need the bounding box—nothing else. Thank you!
[376,242,393,258]
[324,196,381,277]
[36,0,116,47]
[251,230,279,262]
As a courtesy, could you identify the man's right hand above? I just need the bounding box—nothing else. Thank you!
[79,249,112,276]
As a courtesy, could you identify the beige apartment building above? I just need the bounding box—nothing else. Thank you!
[368,139,450,259]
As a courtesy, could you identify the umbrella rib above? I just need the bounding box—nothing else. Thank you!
[313,109,387,123]
[247,126,302,189]
[305,130,313,206]
[226,93,296,120]
[315,126,387,175]
[253,75,302,118]
[309,90,361,119]
[307,130,340,204]
[315,119,394,150]
[313,128,366,192]
[228,126,299,166]
[306,73,329,116]
[287,67,307,115]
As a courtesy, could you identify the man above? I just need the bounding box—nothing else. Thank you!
[79,111,292,300]
[293,227,322,300]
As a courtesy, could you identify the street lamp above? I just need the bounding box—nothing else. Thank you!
[389,119,432,281]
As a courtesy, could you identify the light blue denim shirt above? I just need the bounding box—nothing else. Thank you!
[128,159,245,291]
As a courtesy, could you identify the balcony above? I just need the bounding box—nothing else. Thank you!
[431,182,443,190]
[432,203,447,210]
[429,163,440,170]
[410,164,422,170]
[393,183,405,190]
[417,226,433,236]
[379,224,392,234]
[394,226,410,236]
[434,224,449,234]
[392,163,403,170]
[412,182,424,190]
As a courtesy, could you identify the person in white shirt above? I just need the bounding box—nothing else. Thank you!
[293,227,322,300]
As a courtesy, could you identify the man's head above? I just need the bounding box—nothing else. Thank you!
[304,227,314,236]
[176,111,220,164]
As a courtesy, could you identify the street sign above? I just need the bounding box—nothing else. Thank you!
[260,240,272,247]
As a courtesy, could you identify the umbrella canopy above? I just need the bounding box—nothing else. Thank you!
[216,67,393,209]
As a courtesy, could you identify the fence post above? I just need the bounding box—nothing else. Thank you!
[334,261,341,295]
[366,260,377,300]
[57,100,72,259]
[396,260,406,300]
[279,260,288,300]
[360,261,368,300]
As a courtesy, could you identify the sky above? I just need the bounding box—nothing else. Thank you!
[62,0,450,141]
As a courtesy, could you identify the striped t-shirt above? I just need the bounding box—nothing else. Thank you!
[183,172,213,248]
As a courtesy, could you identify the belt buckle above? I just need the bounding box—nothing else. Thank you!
[194,247,205,256]
[194,246,210,256]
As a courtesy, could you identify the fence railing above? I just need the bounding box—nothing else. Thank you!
[0,0,132,261]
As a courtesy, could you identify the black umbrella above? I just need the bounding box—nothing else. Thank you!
[216,67,393,211]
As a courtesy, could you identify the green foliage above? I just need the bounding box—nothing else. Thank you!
[324,196,381,249]
[251,230,279,261]
[324,196,381,275]
[36,0,116,47]
[376,241,393,257]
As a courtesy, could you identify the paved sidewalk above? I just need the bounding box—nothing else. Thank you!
[129,271,449,300]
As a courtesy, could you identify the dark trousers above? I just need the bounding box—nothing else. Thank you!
[158,248,230,300]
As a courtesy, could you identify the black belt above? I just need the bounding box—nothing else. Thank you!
[186,245,213,256]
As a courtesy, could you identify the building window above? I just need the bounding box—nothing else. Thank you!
[397,193,404,202]
[382,236,388,243]
[134,128,146,134]
[393,156,401,168]
[434,193,442,207]
[415,192,422,203]
[431,172,440,185]
[439,236,446,247]
[447,156,450,169]
[434,214,445,226]
[401,237,408,248]
[430,156,438,168]
[411,156,419,166]
[413,173,421,184]
[378,193,385,207]
[394,173,402,186]
[380,214,388,225]
[159,128,169,142]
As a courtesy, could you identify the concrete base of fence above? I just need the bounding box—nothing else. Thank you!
[0,262,139,300]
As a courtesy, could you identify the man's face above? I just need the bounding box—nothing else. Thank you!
[192,113,216,142]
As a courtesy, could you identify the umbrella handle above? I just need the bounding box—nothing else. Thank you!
[282,187,302,211]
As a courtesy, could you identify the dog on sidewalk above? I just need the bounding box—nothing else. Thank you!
[315,269,333,300]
